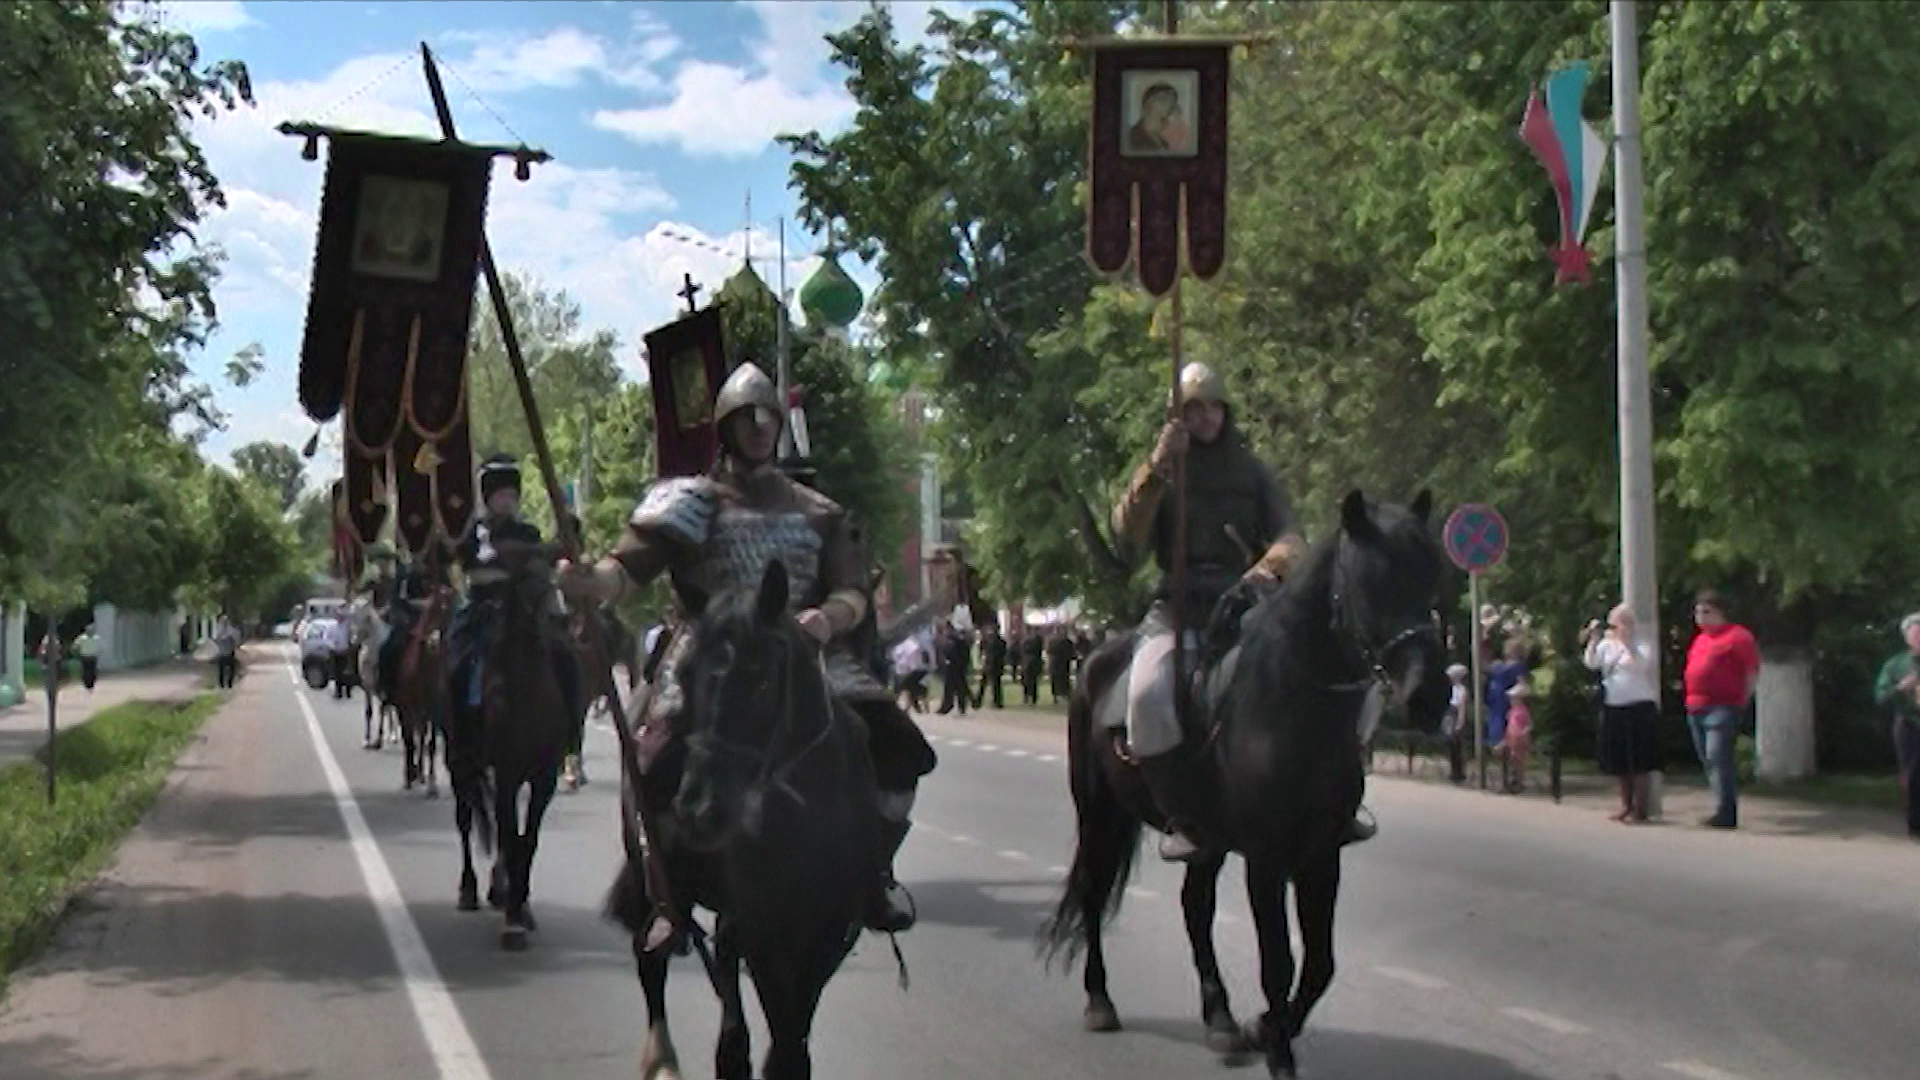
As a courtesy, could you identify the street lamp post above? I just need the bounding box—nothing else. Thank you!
[1612,0,1663,816]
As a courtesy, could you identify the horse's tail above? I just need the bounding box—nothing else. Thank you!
[1039,649,1140,970]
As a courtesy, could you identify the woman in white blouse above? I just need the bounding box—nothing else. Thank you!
[1583,603,1663,822]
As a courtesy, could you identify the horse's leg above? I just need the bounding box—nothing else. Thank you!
[497,775,527,950]
[635,931,683,1080]
[1285,849,1341,1042]
[401,707,419,790]
[512,769,557,933]
[423,713,440,798]
[754,960,815,1080]
[713,924,751,1080]
[363,693,378,749]
[1183,851,1242,1053]
[454,795,480,911]
[1242,855,1299,1078]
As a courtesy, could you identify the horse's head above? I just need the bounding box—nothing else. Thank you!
[673,559,830,852]
[1327,489,1449,728]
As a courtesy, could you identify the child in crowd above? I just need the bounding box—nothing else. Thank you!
[1502,677,1534,793]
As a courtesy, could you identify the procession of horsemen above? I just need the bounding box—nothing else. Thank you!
[327,358,1446,1080]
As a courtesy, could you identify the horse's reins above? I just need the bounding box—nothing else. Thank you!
[1327,533,1438,695]
[687,624,837,811]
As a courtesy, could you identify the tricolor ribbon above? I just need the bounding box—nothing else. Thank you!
[1520,62,1610,285]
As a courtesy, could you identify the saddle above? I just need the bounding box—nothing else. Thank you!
[1104,578,1279,759]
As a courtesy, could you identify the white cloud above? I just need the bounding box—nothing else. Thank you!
[591,60,855,158]
[146,0,256,34]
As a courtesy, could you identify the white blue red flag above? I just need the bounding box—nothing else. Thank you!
[1520,62,1609,285]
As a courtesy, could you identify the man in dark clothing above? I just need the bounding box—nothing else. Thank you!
[938,626,971,715]
[1047,627,1078,705]
[1020,630,1044,705]
[1110,361,1330,861]
[975,625,1008,709]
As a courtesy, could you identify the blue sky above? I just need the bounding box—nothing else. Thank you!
[151,0,974,476]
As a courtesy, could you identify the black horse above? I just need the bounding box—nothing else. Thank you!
[444,541,581,949]
[608,561,879,1080]
[1042,490,1450,1078]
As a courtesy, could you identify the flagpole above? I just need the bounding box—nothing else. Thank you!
[1612,0,1663,816]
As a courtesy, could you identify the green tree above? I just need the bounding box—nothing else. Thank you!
[466,273,623,464]
[232,441,307,512]
[0,1,252,560]
[785,1,1149,617]
[193,468,298,618]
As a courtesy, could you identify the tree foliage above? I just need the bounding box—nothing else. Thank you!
[791,0,1920,756]
[232,441,307,512]
[0,0,252,558]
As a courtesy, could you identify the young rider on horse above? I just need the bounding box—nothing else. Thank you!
[556,361,935,934]
[1112,361,1376,861]
[449,456,547,720]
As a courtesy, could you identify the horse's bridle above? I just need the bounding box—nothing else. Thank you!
[1327,534,1439,695]
[685,624,836,811]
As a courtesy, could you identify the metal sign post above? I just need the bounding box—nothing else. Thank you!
[1444,503,1510,791]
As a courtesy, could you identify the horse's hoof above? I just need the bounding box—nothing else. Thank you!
[500,925,528,951]
[1208,1023,1253,1057]
[1083,1001,1121,1033]
[457,890,480,912]
[486,886,504,911]
[425,786,440,800]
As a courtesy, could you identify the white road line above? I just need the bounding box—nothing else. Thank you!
[1004,748,1030,758]
[975,743,1001,753]
[1371,965,1451,991]
[947,739,974,748]
[285,664,492,1080]
[1499,1007,1589,1036]
[1662,1063,1749,1080]
[1217,913,1241,926]
[1047,864,1069,875]
[950,833,981,847]
[1034,753,1059,763]
[996,849,1032,862]
[1125,886,1158,900]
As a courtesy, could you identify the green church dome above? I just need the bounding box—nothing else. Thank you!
[799,251,864,330]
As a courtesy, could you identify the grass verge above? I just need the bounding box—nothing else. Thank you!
[0,693,220,994]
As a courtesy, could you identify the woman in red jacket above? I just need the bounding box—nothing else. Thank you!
[1684,590,1760,829]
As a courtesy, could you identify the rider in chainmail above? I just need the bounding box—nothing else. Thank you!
[558,362,935,933]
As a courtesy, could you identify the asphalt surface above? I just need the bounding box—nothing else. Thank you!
[2,644,1918,1080]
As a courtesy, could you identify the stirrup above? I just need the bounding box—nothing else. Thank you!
[866,879,917,933]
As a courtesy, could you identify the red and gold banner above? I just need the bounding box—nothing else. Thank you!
[1086,42,1233,297]
[643,306,728,478]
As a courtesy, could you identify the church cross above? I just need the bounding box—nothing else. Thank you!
[678,273,703,313]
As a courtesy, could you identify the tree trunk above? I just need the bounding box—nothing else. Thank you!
[1756,645,1817,781]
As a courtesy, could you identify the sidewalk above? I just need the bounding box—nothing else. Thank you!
[919,701,1917,846]
[0,656,213,769]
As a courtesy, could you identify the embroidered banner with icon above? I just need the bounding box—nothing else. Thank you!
[294,132,495,552]
[1086,42,1233,297]
[643,306,728,479]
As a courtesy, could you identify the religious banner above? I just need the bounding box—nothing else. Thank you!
[1086,40,1233,297]
[287,125,524,550]
[643,306,728,478]
[330,478,364,585]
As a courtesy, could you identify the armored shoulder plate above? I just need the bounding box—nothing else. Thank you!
[631,477,718,547]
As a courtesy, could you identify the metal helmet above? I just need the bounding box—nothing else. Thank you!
[714,362,782,427]
[1173,362,1227,409]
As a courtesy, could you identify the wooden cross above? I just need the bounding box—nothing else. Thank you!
[678,273,703,313]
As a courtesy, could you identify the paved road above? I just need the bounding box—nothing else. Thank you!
[2,646,1917,1080]
[0,658,209,767]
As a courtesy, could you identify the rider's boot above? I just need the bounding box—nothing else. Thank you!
[1342,805,1378,846]
[1138,752,1207,862]
[864,809,916,933]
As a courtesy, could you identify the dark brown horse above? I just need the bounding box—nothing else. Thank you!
[1042,491,1449,1078]
[444,541,580,949]
[607,561,879,1080]
[391,587,452,798]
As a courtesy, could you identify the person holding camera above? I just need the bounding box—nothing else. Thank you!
[1584,604,1662,822]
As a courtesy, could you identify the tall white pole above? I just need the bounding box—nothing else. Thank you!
[776,217,793,461]
[1613,0,1663,814]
